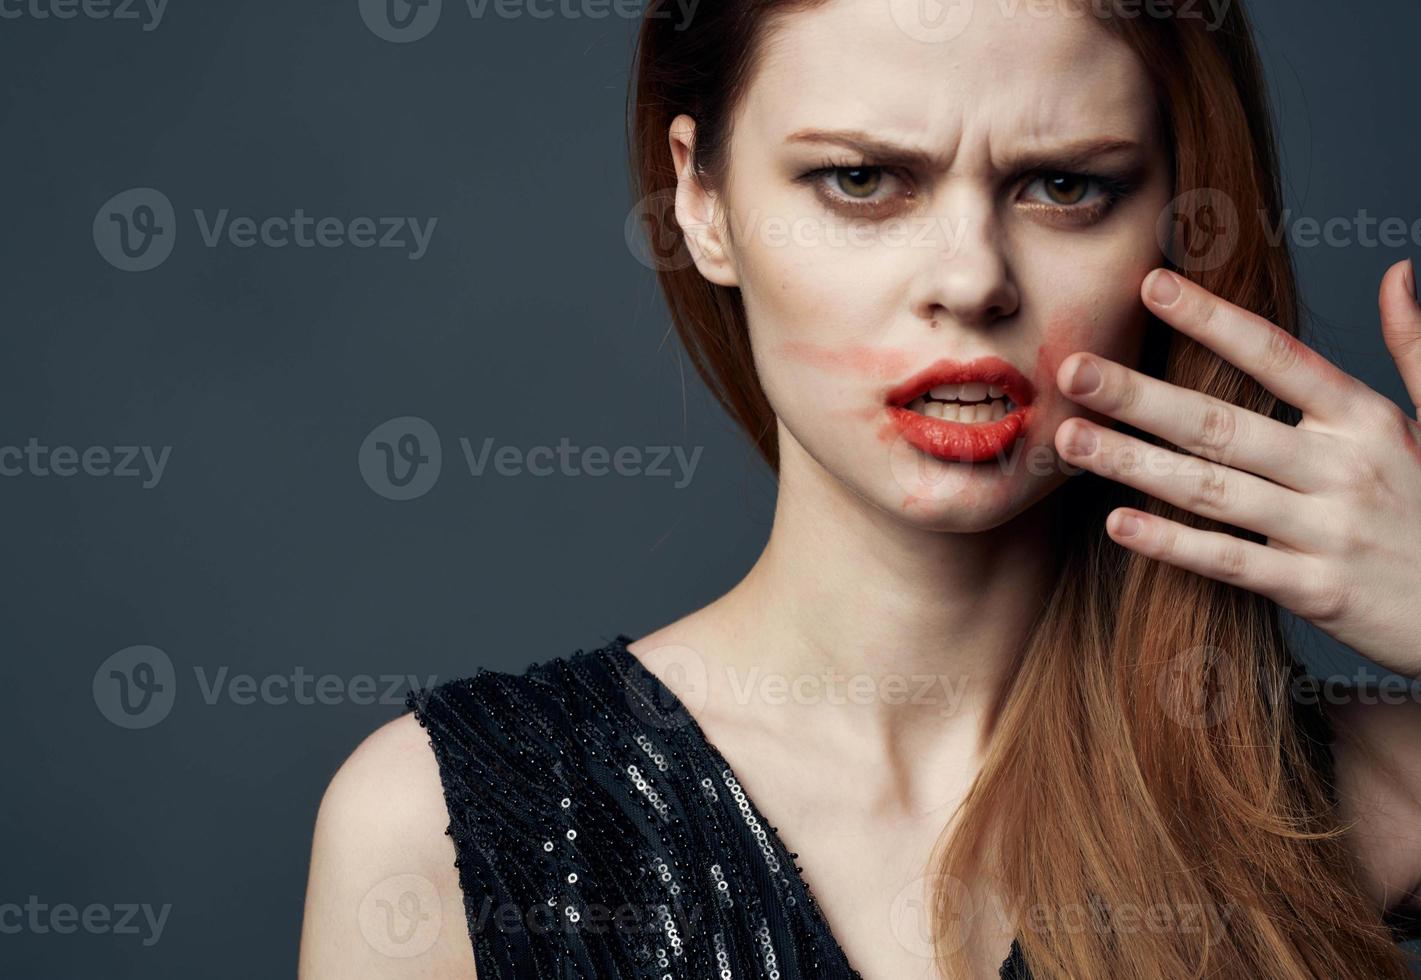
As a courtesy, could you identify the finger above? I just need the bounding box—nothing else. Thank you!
[1057,352,1334,492]
[1056,420,1316,549]
[1102,507,1303,606]
[1142,269,1372,424]
[1379,258,1421,413]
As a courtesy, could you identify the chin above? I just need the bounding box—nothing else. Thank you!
[864,436,1066,533]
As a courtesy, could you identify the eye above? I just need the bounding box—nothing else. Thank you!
[1019,171,1133,221]
[1039,173,1091,205]
[797,161,914,216]
[834,167,882,199]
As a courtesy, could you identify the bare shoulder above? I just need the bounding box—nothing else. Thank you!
[1325,696,1421,919]
[297,713,477,979]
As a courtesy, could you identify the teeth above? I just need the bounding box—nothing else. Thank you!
[906,396,1018,422]
[959,381,987,401]
[988,384,1004,398]
[928,383,960,401]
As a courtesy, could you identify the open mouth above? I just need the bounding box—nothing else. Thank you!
[884,357,1036,463]
[902,382,1019,422]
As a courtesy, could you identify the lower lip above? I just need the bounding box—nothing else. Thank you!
[886,404,1032,463]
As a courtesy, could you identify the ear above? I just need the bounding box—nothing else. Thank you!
[667,114,739,287]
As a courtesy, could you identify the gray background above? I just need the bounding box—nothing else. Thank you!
[1,0,1418,976]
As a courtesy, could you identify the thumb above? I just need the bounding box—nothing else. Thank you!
[1379,258,1421,413]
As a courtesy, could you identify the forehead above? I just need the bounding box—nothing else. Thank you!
[739,0,1159,164]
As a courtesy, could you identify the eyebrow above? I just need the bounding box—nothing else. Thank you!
[784,128,1144,173]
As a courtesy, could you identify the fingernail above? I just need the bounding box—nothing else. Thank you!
[1065,424,1097,456]
[1147,269,1181,307]
[1115,513,1142,537]
[1066,357,1102,396]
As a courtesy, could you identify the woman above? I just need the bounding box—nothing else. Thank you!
[298,0,1421,976]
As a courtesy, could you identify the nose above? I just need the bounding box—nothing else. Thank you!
[908,187,1020,330]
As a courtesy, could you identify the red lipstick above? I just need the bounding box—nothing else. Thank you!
[884,356,1037,463]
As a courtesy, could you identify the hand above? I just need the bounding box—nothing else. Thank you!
[1053,260,1421,679]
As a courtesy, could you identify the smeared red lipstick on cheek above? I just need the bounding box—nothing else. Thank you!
[778,341,919,428]
[1033,303,1095,400]
[777,341,916,381]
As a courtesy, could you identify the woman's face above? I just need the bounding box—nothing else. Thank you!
[673,0,1174,531]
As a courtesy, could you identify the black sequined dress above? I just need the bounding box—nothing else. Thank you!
[405,633,1417,979]
[406,634,1027,979]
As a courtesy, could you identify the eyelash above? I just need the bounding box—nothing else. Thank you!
[796,158,1136,223]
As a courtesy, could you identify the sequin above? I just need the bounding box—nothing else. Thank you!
[406,633,1031,979]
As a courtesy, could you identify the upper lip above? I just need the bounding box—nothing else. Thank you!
[885,356,1036,409]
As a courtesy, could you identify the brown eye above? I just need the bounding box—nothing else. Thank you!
[835,167,882,199]
[1043,173,1088,205]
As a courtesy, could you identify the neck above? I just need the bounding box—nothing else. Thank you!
[705,427,1060,765]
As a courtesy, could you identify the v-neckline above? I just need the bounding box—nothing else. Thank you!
[606,634,1026,980]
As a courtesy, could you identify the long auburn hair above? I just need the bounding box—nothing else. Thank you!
[627,1,1415,976]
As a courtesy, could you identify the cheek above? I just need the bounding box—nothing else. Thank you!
[1032,302,1103,399]
[738,247,911,425]
[1033,296,1149,418]
[774,342,915,382]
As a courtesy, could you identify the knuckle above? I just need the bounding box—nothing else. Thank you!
[1108,372,1141,413]
[1338,438,1390,498]
[1187,464,1231,511]
[1107,442,1144,476]
[1213,540,1250,578]
[1332,513,1367,555]
[1261,327,1304,376]
[1302,563,1351,624]
[1361,398,1411,440]
[1194,403,1239,457]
